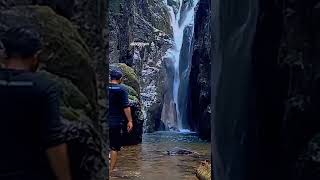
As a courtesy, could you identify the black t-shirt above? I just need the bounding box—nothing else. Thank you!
[0,68,65,179]
[108,83,130,128]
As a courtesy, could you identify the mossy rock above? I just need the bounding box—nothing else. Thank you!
[60,106,81,122]
[38,70,94,119]
[110,63,140,94]
[122,84,139,99]
[0,6,97,110]
[129,94,139,104]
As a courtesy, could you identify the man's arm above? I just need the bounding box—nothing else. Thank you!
[124,107,133,132]
[42,84,72,180]
[121,87,133,132]
[124,106,133,119]
[46,144,72,180]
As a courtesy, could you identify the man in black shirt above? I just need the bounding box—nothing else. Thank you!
[108,69,133,171]
[0,27,72,180]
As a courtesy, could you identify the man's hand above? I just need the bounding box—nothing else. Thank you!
[124,107,133,133]
[127,121,133,132]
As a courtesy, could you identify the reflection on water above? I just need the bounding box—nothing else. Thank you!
[110,131,211,180]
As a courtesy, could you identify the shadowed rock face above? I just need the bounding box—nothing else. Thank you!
[212,0,320,180]
[189,0,211,140]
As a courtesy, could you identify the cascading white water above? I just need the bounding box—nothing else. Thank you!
[164,0,199,131]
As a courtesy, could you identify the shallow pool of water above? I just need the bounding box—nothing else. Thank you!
[110,131,211,180]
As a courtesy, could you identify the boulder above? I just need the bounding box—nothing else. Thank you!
[196,160,211,180]
[122,98,144,145]
[54,117,108,180]
[0,6,97,111]
[38,71,94,119]
[110,63,140,94]
[166,147,200,156]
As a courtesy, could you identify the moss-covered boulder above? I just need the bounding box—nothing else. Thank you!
[122,98,144,145]
[0,6,97,111]
[123,84,139,100]
[38,70,94,120]
[110,63,140,94]
[53,116,108,180]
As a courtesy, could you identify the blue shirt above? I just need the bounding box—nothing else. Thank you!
[108,83,130,128]
[0,68,65,180]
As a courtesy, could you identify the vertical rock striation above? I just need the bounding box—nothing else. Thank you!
[212,0,320,179]
[189,0,211,140]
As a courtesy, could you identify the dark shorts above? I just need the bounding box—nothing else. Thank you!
[109,127,122,151]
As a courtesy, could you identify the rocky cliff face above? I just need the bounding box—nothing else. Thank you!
[109,0,212,137]
[212,0,320,179]
[109,0,172,132]
[252,1,320,179]
[0,1,107,179]
[189,0,211,140]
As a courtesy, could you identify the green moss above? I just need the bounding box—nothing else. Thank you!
[128,94,139,103]
[60,106,81,121]
[0,6,97,109]
[110,63,140,94]
[39,70,93,119]
[122,84,139,99]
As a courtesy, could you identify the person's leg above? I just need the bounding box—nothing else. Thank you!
[110,150,118,171]
[109,127,121,172]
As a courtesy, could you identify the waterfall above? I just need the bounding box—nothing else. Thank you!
[164,0,199,131]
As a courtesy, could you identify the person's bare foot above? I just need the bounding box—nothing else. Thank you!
[109,168,119,177]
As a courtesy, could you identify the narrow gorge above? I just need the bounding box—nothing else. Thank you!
[109,0,211,179]
[110,0,211,141]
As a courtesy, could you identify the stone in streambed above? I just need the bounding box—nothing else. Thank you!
[195,160,211,180]
[166,147,199,156]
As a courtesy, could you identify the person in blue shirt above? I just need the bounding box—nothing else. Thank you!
[108,69,133,172]
[0,27,72,180]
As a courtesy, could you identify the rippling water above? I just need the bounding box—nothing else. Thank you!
[110,131,211,180]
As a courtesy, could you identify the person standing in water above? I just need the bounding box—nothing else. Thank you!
[0,27,72,180]
[108,69,133,172]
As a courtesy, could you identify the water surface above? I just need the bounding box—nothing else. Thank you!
[110,131,211,180]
